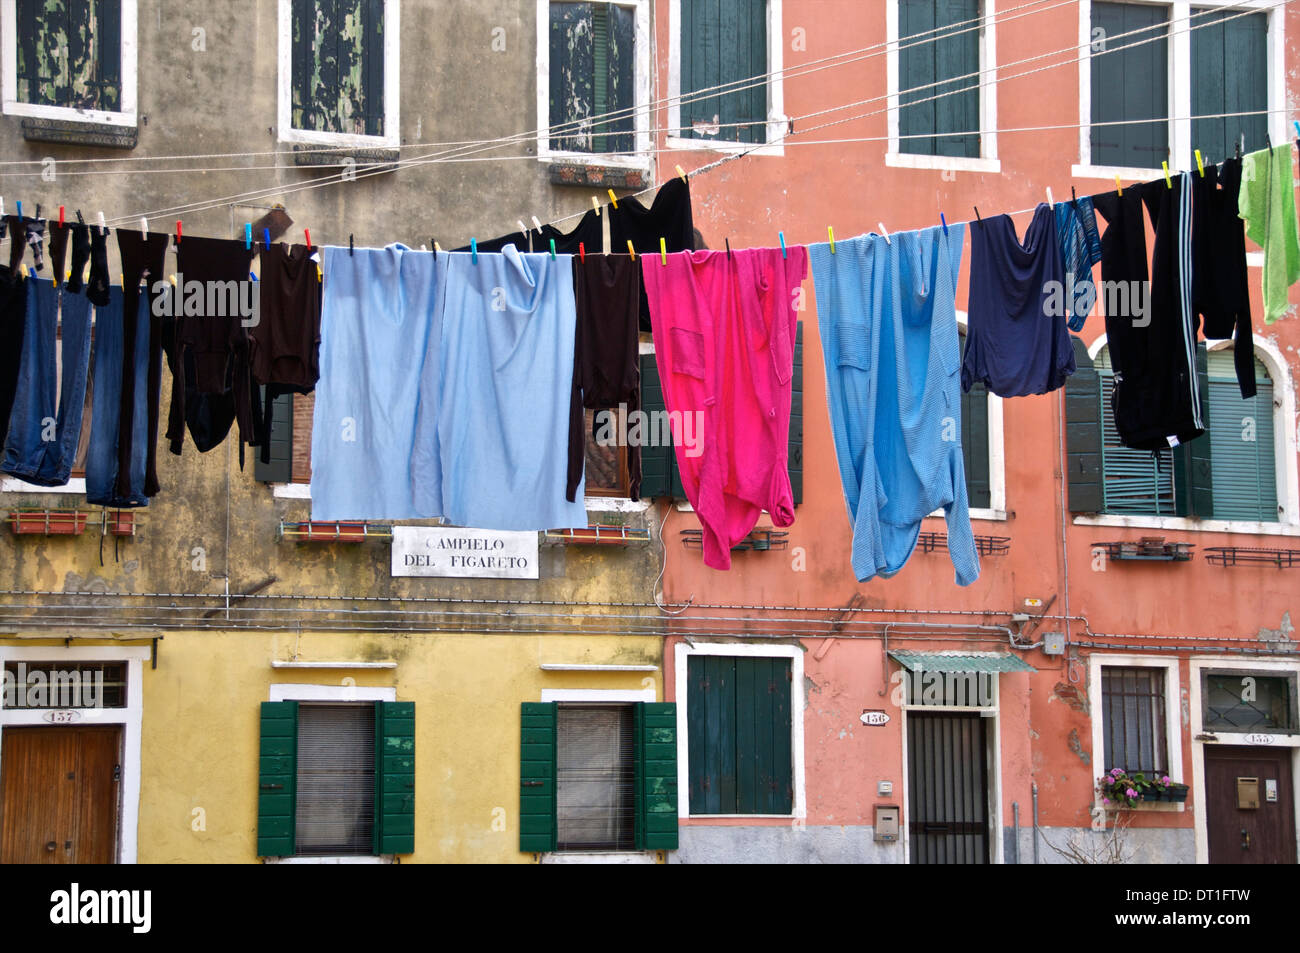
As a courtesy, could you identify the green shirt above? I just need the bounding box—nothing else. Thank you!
[1239,144,1300,323]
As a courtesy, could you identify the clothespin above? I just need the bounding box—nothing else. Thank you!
[76,210,84,225]
[34,203,41,220]
[16,200,22,219]
[263,227,271,250]
[532,216,543,233]
[1115,175,1123,197]
[973,207,981,221]
[349,234,354,257]
[1071,186,1077,205]
[549,238,556,260]
[1265,132,1272,151]
[1162,161,1171,188]
[471,238,478,264]
[1293,120,1300,140]
[779,230,788,257]
[878,222,891,245]
[592,196,601,217]
[725,237,732,259]
[626,240,635,260]
[828,226,836,254]
[176,220,182,244]
[304,228,312,251]
[58,206,64,226]
[0,198,5,217]
[97,212,107,235]
[1046,187,1054,207]
[250,271,258,282]
[517,219,528,235]
[608,189,619,209]
[244,223,252,248]
[169,274,177,287]
[434,241,441,254]
[676,165,687,183]
[140,217,148,237]
[579,241,585,263]
[20,264,28,278]
[1235,136,1242,160]
[1195,149,1204,178]
[660,237,667,265]
[939,215,948,237]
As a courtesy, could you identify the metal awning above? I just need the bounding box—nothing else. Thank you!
[888,650,1035,674]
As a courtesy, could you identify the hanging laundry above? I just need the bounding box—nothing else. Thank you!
[251,242,322,464]
[48,222,71,283]
[68,224,111,304]
[963,204,1075,397]
[168,235,261,465]
[567,254,642,502]
[0,279,92,486]
[810,226,979,586]
[116,230,169,497]
[1192,158,1256,398]
[1238,144,1300,323]
[643,247,805,571]
[423,246,587,530]
[1053,196,1103,332]
[5,216,31,272]
[453,231,531,254]
[86,288,151,508]
[0,268,26,449]
[609,178,696,330]
[311,244,438,522]
[537,209,603,254]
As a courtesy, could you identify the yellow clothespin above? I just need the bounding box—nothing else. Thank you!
[660,237,667,265]
[20,264,28,278]
[675,164,687,183]
[168,274,177,286]
[828,226,836,254]
[608,189,619,209]
[1115,174,1123,196]
[1162,161,1171,188]
[627,240,635,261]
[1195,149,1205,178]
[592,196,601,217]
[434,242,442,253]
[316,263,323,282]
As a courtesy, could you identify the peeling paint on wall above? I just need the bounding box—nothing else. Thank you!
[1067,728,1091,765]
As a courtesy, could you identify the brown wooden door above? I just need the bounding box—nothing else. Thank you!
[1205,745,1296,864]
[0,726,121,864]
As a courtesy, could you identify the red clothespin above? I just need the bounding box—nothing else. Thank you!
[176,220,182,244]
[304,228,312,251]
[579,241,585,263]
[58,206,65,226]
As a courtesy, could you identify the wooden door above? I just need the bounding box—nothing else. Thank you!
[1205,745,1296,864]
[907,712,990,864]
[0,726,121,864]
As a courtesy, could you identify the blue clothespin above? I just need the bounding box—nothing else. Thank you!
[940,212,949,236]
[1293,120,1300,140]
[779,231,787,259]
[15,200,22,219]
[249,271,258,282]
[471,238,478,264]
[244,223,252,249]
[263,228,271,250]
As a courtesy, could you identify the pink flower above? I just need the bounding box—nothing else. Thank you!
[1103,798,1111,805]
[1162,776,1170,785]
[1111,768,1124,777]
[1126,787,1136,798]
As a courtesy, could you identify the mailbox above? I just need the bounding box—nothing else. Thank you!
[874,804,900,842]
[1237,777,1259,809]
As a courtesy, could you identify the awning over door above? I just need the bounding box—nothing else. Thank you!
[888,650,1035,674]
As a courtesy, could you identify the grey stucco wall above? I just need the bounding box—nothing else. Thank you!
[1007,826,1197,865]
[672,826,904,864]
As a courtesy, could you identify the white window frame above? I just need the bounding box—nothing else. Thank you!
[1088,653,1185,814]
[1073,0,1285,180]
[535,0,652,171]
[2,477,86,494]
[276,0,400,149]
[885,0,1001,173]
[673,640,805,819]
[0,644,150,864]
[666,0,786,156]
[0,0,137,127]
[1073,334,1300,535]
[264,681,397,865]
[1188,656,1300,863]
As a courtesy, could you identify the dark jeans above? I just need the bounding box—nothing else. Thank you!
[1,279,92,486]
[86,287,150,507]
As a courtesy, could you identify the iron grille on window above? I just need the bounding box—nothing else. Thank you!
[1101,667,1168,774]
[1203,674,1297,733]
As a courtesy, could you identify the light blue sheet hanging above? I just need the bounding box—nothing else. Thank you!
[809,225,980,586]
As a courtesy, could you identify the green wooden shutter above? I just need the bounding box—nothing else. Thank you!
[1090,2,1168,168]
[899,1,979,158]
[1206,351,1277,521]
[254,389,294,483]
[961,379,991,510]
[1174,343,1213,518]
[1065,336,1104,513]
[635,702,679,850]
[1190,9,1267,163]
[291,0,385,138]
[788,321,803,505]
[520,702,558,852]
[1097,345,1175,515]
[374,701,415,855]
[681,0,767,144]
[16,0,122,112]
[638,352,686,500]
[257,700,298,857]
[899,0,938,156]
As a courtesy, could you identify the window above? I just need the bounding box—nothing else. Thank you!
[898,0,980,158]
[278,0,399,146]
[958,330,991,509]
[257,699,414,858]
[1190,7,1267,164]
[542,1,648,161]
[519,700,677,852]
[1202,671,1297,733]
[671,0,782,148]
[584,407,632,497]
[2,660,126,708]
[1097,345,1177,516]
[1101,666,1169,774]
[1204,349,1276,521]
[3,0,135,126]
[686,654,792,814]
[1089,1,1169,169]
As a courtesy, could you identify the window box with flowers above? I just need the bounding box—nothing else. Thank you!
[1098,768,1189,809]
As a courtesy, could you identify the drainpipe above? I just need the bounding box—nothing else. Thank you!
[878,625,892,697]
[1031,782,1040,865]
[1011,802,1020,864]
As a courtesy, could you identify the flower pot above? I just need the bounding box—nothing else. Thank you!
[1165,784,1188,803]
[8,509,88,535]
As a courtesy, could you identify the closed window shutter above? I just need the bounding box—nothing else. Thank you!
[16,0,122,112]
[788,321,803,505]
[254,389,294,483]
[1174,343,1213,518]
[1090,2,1168,168]
[959,333,991,509]
[520,702,558,852]
[257,700,298,857]
[295,703,376,857]
[899,1,980,158]
[375,701,415,854]
[1065,336,1103,513]
[550,3,636,154]
[291,0,385,138]
[1207,351,1277,521]
[1097,355,1175,516]
[635,701,679,850]
[899,0,938,155]
[1191,9,1267,163]
[681,0,767,144]
[638,352,684,499]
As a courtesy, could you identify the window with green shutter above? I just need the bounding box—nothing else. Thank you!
[518,700,678,853]
[549,2,637,155]
[1096,346,1177,516]
[680,0,768,144]
[1090,2,1168,169]
[291,0,385,138]
[256,699,415,858]
[958,331,991,509]
[1190,8,1268,164]
[687,655,793,815]
[898,0,981,158]
[254,389,294,484]
[1206,349,1276,522]
[15,0,122,112]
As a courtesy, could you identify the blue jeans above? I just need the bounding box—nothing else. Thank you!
[1,278,93,486]
[86,287,150,507]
